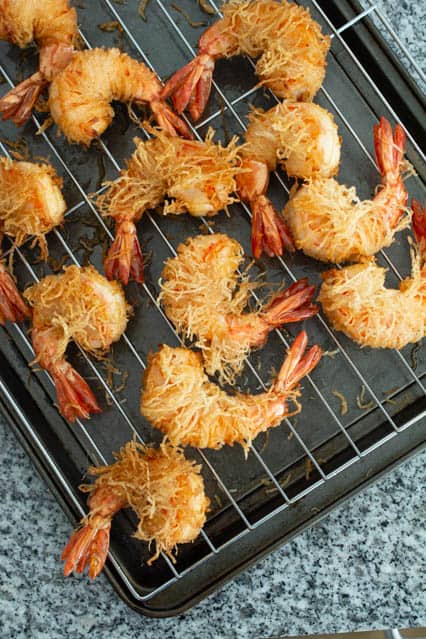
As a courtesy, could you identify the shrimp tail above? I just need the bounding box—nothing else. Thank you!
[0,263,31,324]
[161,54,215,122]
[274,330,322,393]
[412,199,426,260]
[62,488,125,578]
[0,72,46,126]
[263,279,318,328]
[104,220,144,286]
[150,99,193,139]
[51,361,101,423]
[252,195,295,259]
[62,515,111,579]
[374,117,406,182]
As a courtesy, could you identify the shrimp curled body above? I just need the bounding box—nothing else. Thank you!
[24,265,130,422]
[97,130,241,285]
[162,0,330,121]
[159,233,318,383]
[319,200,426,350]
[237,102,341,258]
[285,117,409,264]
[62,441,209,577]
[48,48,191,146]
[0,157,66,257]
[141,332,322,453]
[0,0,77,125]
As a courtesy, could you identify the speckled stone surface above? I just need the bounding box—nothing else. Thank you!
[1,4,425,638]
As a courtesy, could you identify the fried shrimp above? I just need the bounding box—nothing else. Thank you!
[0,157,66,258]
[237,102,341,258]
[285,117,409,264]
[319,200,426,350]
[159,233,318,383]
[48,47,192,146]
[162,0,330,121]
[0,259,30,324]
[141,331,322,453]
[96,129,241,285]
[62,440,209,577]
[0,0,77,125]
[24,265,130,422]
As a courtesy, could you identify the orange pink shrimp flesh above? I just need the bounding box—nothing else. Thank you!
[62,441,209,577]
[285,117,409,264]
[141,331,322,453]
[23,265,130,422]
[162,0,330,122]
[318,200,425,350]
[48,48,192,146]
[96,129,241,285]
[0,0,77,125]
[0,260,31,324]
[159,233,318,383]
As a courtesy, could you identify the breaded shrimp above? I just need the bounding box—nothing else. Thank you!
[96,129,241,285]
[48,48,192,146]
[162,0,330,121]
[0,0,77,125]
[285,117,409,264]
[318,200,426,350]
[24,265,130,422]
[237,102,341,258]
[0,259,30,324]
[0,157,66,258]
[141,331,322,453]
[159,233,318,383]
[62,440,209,577]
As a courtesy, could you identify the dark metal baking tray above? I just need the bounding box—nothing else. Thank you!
[0,0,425,617]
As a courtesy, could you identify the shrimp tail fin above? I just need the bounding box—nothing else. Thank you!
[150,99,193,139]
[251,195,295,259]
[62,515,111,579]
[412,199,426,260]
[263,279,318,328]
[104,220,144,286]
[161,54,214,121]
[275,331,322,393]
[0,72,46,126]
[0,263,31,324]
[374,117,406,182]
[51,361,101,423]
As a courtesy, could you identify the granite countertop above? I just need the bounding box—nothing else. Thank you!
[1,2,425,638]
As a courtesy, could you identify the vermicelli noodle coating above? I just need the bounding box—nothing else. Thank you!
[319,200,426,350]
[160,233,318,383]
[0,157,66,258]
[285,117,409,264]
[162,0,330,121]
[0,0,77,125]
[62,441,209,578]
[97,130,241,285]
[237,102,341,258]
[141,332,322,453]
[24,265,130,422]
[48,47,191,146]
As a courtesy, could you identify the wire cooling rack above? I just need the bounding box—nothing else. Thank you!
[0,0,424,616]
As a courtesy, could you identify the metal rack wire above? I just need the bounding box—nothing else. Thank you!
[0,0,424,605]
